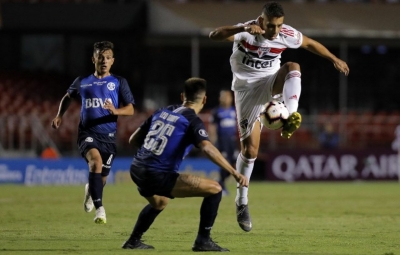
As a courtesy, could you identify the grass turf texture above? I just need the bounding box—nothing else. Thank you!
[0,182,399,255]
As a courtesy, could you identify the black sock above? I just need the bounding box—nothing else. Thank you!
[88,172,103,209]
[196,191,222,242]
[130,204,163,240]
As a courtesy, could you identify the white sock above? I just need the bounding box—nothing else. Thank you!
[235,153,256,206]
[282,70,302,114]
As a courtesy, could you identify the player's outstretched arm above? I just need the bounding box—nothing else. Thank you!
[209,26,242,42]
[209,24,265,42]
[301,35,350,76]
[103,101,134,116]
[198,140,249,187]
[128,127,147,149]
[51,93,73,129]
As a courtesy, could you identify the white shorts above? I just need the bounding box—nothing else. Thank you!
[234,73,279,141]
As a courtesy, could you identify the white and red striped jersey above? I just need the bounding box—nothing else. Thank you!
[230,20,303,91]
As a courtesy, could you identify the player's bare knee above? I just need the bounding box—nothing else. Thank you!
[154,199,169,210]
[242,146,258,159]
[284,62,301,72]
[88,159,102,173]
[209,182,222,194]
[147,195,169,210]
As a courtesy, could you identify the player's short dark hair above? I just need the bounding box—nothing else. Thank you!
[93,41,114,55]
[262,2,284,18]
[183,77,207,102]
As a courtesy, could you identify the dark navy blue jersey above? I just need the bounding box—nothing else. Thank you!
[210,106,237,140]
[132,105,209,172]
[67,74,135,142]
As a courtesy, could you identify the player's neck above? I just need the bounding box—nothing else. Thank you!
[94,71,111,79]
[182,101,202,114]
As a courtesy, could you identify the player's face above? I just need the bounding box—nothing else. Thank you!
[219,91,233,107]
[92,49,114,75]
[259,14,284,40]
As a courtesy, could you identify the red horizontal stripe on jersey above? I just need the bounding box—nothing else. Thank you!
[241,40,286,54]
[270,48,286,54]
[241,40,259,50]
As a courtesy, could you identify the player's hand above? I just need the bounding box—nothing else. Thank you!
[244,25,265,35]
[51,116,62,129]
[103,99,117,115]
[233,172,249,188]
[333,59,350,76]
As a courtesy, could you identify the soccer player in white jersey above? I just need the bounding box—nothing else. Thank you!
[209,2,349,232]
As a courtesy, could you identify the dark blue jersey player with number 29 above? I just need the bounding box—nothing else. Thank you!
[52,41,135,224]
[122,77,248,252]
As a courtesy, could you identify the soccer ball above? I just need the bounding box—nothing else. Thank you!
[260,100,289,130]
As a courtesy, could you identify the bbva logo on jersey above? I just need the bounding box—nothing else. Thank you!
[85,98,112,109]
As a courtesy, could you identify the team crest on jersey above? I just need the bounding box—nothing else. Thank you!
[199,129,208,137]
[85,137,93,142]
[107,82,115,91]
[257,47,270,58]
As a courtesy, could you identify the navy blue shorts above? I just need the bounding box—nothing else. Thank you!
[77,134,117,177]
[130,165,179,198]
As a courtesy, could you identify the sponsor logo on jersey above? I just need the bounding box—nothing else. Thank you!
[242,56,273,69]
[80,84,92,87]
[199,129,208,137]
[85,98,111,109]
[93,81,107,86]
[107,82,116,91]
[85,137,93,142]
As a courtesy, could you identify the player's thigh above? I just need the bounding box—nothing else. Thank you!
[85,148,103,173]
[170,174,222,198]
[144,195,170,210]
[234,80,274,141]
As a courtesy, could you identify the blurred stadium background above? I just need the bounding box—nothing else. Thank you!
[0,0,399,184]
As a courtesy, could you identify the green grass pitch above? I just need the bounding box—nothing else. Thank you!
[0,182,399,255]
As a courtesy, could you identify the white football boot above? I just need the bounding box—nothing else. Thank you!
[94,206,107,224]
[83,183,94,213]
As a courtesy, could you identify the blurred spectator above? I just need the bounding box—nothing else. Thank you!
[40,145,60,159]
[318,123,339,150]
[392,125,400,151]
[208,90,238,195]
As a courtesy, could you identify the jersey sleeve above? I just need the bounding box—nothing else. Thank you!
[189,117,210,147]
[280,24,303,49]
[67,77,81,98]
[139,114,153,134]
[118,78,135,106]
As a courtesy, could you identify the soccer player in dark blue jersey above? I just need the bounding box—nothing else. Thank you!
[209,90,238,196]
[51,41,135,224]
[122,78,248,252]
